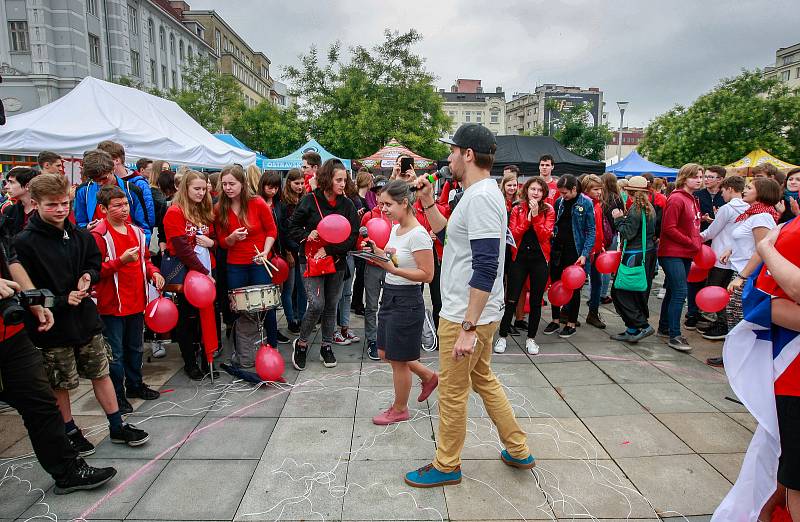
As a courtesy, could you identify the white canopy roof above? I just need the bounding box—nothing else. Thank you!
[0,77,255,168]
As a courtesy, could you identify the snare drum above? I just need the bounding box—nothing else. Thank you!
[228,284,280,313]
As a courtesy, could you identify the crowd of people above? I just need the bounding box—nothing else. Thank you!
[0,124,797,515]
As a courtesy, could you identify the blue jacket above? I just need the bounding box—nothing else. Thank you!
[124,171,155,228]
[553,193,596,259]
[74,176,151,244]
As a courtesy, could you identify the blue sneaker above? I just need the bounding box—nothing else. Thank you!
[404,463,461,488]
[500,449,535,469]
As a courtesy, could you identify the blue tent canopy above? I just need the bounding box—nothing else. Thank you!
[213,133,268,169]
[607,150,678,180]
[262,139,351,171]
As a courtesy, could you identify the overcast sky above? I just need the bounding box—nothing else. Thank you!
[188,0,800,128]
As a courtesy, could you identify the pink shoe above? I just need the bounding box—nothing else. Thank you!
[417,373,439,402]
[372,407,410,425]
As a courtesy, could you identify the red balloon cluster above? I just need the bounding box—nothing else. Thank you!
[270,256,289,285]
[595,251,622,274]
[255,344,285,382]
[317,215,351,244]
[366,218,391,249]
[696,286,731,313]
[561,265,586,290]
[694,245,716,270]
[687,262,709,283]
[144,297,178,333]
[547,281,572,307]
[184,270,216,308]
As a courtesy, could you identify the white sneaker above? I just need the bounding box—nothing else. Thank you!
[493,337,507,354]
[151,341,166,359]
[526,338,540,355]
[333,331,351,345]
[657,288,666,299]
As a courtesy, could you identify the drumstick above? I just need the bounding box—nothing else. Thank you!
[264,258,278,271]
[254,246,274,277]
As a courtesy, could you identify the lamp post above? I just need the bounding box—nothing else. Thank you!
[616,101,629,161]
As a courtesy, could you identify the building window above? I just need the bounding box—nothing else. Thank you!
[796,67,800,79]
[159,27,165,50]
[150,59,156,84]
[223,36,229,52]
[87,0,97,15]
[89,33,101,65]
[783,55,793,66]
[148,19,154,44]
[8,21,30,52]
[179,40,184,61]
[131,50,140,76]
[171,71,177,89]
[128,6,138,34]
[169,33,176,57]
[464,111,471,122]
[214,29,221,53]
[476,111,483,123]
[490,110,499,124]
[161,65,167,87]
[187,45,193,60]
[782,70,791,82]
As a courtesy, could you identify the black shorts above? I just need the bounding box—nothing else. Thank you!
[377,284,424,362]
[777,395,800,490]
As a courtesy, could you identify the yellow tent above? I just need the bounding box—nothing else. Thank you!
[726,149,800,169]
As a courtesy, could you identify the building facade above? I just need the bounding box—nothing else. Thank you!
[1,0,214,116]
[605,127,644,161]
[177,6,273,108]
[764,42,800,90]
[506,84,605,136]
[439,79,506,138]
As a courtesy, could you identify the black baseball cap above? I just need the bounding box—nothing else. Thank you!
[439,123,497,155]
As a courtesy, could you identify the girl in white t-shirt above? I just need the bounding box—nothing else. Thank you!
[364,180,438,426]
[723,178,782,329]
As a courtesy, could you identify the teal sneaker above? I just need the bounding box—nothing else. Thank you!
[404,463,462,488]
[500,449,536,469]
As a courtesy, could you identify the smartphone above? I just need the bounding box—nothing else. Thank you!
[400,157,414,173]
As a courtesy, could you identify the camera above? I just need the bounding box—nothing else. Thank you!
[0,289,56,325]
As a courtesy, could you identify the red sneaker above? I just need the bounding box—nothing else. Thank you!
[372,407,410,425]
[417,373,439,402]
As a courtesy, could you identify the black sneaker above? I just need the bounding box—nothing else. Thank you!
[320,345,337,368]
[514,319,528,330]
[702,324,729,341]
[66,428,95,457]
[277,331,291,344]
[696,319,714,331]
[184,364,204,381]
[367,340,380,361]
[543,322,560,335]
[684,316,698,330]
[656,328,670,338]
[54,458,116,495]
[117,397,134,415]
[292,338,307,371]
[110,423,150,446]
[558,326,577,338]
[706,356,724,367]
[287,321,301,334]
[668,336,692,352]
[126,384,160,401]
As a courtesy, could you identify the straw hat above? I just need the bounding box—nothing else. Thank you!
[625,176,649,192]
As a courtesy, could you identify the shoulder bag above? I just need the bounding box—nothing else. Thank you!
[613,212,648,292]
[303,193,337,277]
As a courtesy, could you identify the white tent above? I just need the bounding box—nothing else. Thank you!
[0,77,255,168]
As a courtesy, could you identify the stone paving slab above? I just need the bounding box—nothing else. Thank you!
[92,416,203,460]
[558,384,648,417]
[351,416,435,461]
[537,361,614,386]
[656,412,754,453]
[174,416,277,460]
[621,382,717,414]
[261,417,354,466]
[702,453,746,483]
[582,414,693,458]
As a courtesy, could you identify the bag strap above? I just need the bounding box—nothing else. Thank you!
[311,193,324,219]
[620,210,647,265]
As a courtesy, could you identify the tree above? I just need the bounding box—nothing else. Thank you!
[164,56,244,133]
[227,101,306,158]
[548,102,612,161]
[284,29,452,160]
[639,70,800,166]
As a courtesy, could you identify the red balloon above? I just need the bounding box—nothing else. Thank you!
[696,286,731,313]
[595,251,622,274]
[687,262,709,283]
[184,270,216,308]
[366,218,392,249]
[523,290,530,313]
[317,214,351,244]
[255,343,285,382]
[199,305,218,364]
[694,245,716,270]
[562,265,587,290]
[547,281,573,307]
[145,297,178,333]
[271,256,289,285]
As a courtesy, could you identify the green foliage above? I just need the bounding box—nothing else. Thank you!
[227,101,306,158]
[284,29,452,160]
[548,102,612,161]
[639,70,800,166]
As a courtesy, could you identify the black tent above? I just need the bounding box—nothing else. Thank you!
[491,135,605,177]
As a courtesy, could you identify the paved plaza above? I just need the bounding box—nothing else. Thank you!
[0,282,750,521]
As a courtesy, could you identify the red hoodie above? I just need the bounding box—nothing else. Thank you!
[589,197,605,256]
[657,189,702,259]
[509,202,555,262]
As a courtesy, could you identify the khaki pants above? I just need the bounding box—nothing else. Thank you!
[433,318,530,472]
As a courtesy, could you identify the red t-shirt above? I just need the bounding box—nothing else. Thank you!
[544,178,558,206]
[108,224,145,315]
[216,197,278,265]
[163,206,213,257]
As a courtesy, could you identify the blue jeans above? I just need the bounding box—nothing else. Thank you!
[280,258,307,324]
[657,256,692,338]
[227,263,278,348]
[336,255,355,327]
[102,313,145,398]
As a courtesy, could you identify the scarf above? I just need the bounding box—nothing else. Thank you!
[784,190,799,204]
[735,202,780,223]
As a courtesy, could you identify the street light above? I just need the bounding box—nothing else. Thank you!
[616,101,629,161]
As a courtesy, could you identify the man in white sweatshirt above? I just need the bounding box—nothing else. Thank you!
[698,175,748,356]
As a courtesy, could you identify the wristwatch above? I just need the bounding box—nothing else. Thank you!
[461,320,476,332]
